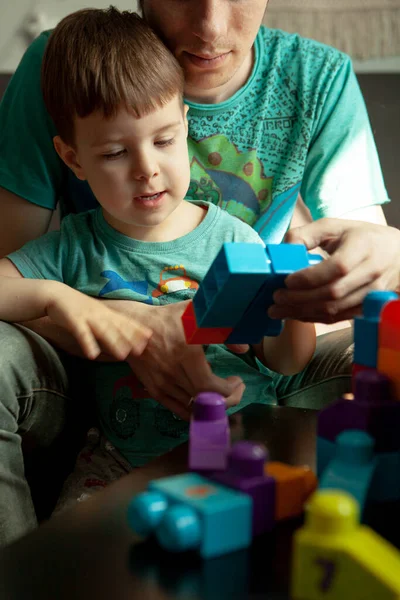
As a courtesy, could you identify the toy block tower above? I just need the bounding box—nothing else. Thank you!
[291,491,400,600]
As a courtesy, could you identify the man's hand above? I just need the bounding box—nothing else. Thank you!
[123,300,245,421]
[268,218,400,323]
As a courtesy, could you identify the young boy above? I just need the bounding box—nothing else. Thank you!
[0,8,315,510]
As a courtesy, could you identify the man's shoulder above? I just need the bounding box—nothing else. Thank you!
[259,25,350,74]
[22,30,53,64]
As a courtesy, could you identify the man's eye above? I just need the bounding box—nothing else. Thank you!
[155,138,175,147]
[103,149,127,160]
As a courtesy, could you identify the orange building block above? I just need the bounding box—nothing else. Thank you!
[181,301,233,344]
[265,462,317,522]
[377,347,400,400]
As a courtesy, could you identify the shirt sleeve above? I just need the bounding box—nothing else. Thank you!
[302,56,390,220]
[0,31,65,210]
[7,228,68,282]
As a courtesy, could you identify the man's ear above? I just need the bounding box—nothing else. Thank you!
[53,136,86,181]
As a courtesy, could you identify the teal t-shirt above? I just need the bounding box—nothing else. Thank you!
[7,202,277,466]
[0,27,389,242]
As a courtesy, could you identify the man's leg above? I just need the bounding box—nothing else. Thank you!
[275,328,353,410]
[0,322,71,547]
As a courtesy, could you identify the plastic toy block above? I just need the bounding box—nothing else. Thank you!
[189,392,230,472]
[316,436,335,479]
[182,301,232,344]
[226,245,323,344]
[318,430,377,515]
[379,298,400,351]
[352,363,377,393]
[265,461,317,522]
[369,450,400,503]
[353,291,398,368]
[192,242,270,328]
[208,441,276,536]
[291,491,400,600]
[127,472,252,559]
[318,370,400,453]
[377,347,400,400]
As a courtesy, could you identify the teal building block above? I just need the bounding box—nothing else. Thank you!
[128,473,252,559]
[369,450,400,503]
[316,436,335,479]
[227,245,323,344]
[354,291,398,368]
[193,243,269,328]
[319,430,377,515]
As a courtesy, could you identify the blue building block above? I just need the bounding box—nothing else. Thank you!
[226,245,323,344]
[319,430,377,516]
[127,473,252,559]
[369,450,400,503]
[193,243,269,328]
[316,436,335,479]
[354,291,398,368]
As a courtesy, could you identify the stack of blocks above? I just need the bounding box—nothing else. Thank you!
[318,290,400,513]
[127,391,316,559]
[181,242,322,345]
[292,289,400,598]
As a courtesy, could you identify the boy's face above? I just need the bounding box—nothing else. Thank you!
[141,0,269,101]
[56,96,191,239]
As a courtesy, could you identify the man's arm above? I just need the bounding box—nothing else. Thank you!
[0,187,53,257]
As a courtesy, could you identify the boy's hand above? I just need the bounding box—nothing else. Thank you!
[46,285,152,360]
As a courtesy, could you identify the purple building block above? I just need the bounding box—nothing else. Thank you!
[189,392,230,472]
[318,371,400,452]
[207,441,276,537]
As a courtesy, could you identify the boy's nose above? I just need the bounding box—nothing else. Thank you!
[131,156,159,181]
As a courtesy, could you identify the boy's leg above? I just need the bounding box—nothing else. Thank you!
[275,328,353,410]
[53,427,132,516]
[0,322,71,547]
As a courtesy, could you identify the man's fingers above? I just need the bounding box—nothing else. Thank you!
[181,346,244,397]
[285,234,369,291]
[285,217,351,249]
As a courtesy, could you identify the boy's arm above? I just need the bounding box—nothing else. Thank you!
[253,320,316,376]
[0,258,151,361]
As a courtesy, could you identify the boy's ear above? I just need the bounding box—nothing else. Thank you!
[183,104,189,135]
[53,136,86,181]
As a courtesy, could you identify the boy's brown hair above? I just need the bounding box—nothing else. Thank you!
[41,6,184,146]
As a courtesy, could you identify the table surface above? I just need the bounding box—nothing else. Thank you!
[0,404,318,600]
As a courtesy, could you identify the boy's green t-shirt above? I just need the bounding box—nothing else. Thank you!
[0,27,389,242]
[7,202,278,466]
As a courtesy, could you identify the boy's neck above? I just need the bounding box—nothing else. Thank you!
[102,200,206,243]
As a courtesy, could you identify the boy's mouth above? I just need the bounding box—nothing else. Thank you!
[135,191,164,201]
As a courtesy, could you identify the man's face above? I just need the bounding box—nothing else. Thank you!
[141,1,269,100]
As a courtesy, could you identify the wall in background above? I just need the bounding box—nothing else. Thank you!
[0,0,139,72]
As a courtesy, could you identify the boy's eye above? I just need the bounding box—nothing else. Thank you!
[103,149,127,160]
[155,138,175,147]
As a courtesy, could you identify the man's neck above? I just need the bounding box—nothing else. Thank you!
[184,47,254,105]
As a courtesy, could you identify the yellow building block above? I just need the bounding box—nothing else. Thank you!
[291,491,400,600]
[265,462,317,521]
[377,347,400,400]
